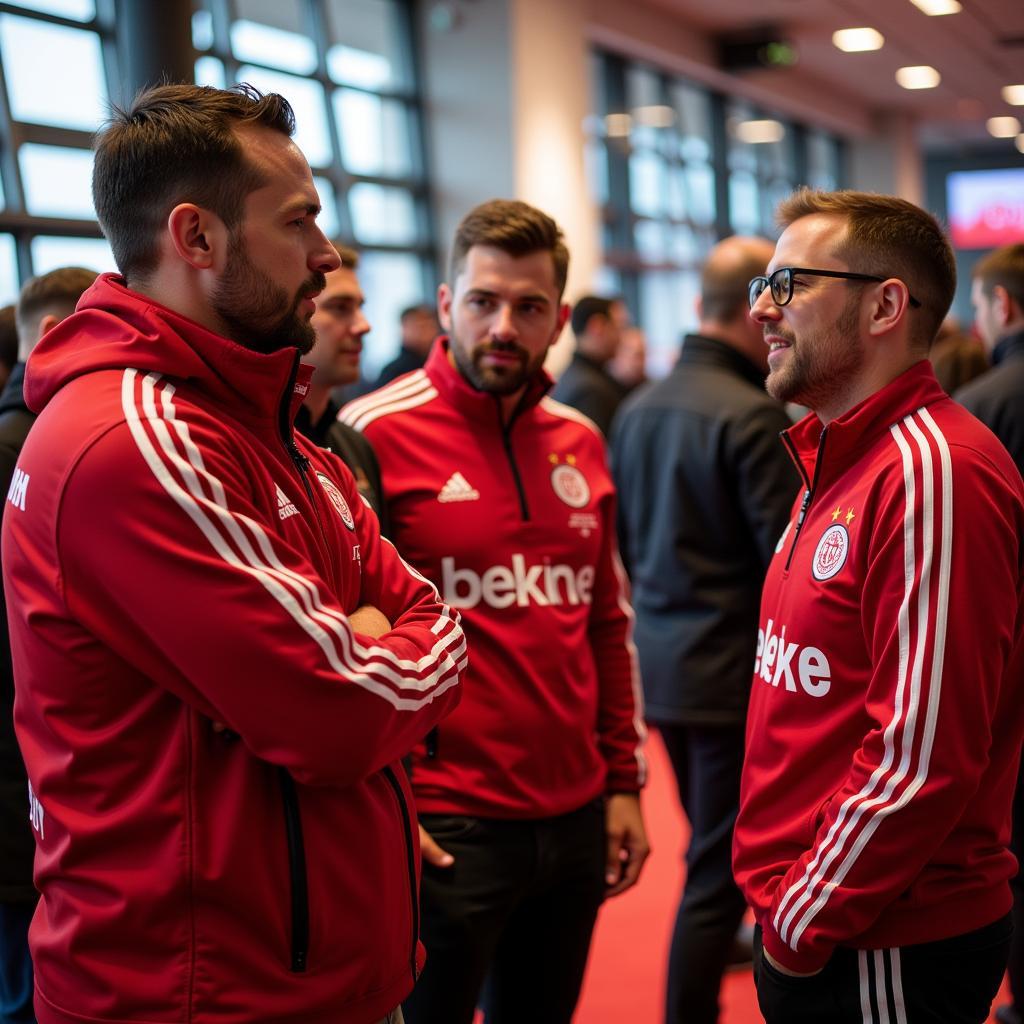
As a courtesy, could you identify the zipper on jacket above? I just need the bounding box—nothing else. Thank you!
[496,399,530,521]
[781,427,828,573]
[278,353,332,551]
[278,770,309,973]
[383,765,420,983]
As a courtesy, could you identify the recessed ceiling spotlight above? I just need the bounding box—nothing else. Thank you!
[908,0,961,14]
[987,116,1022,138]
[896,66,941,89]
[832,28,885,52]
[1003,85,1024,106]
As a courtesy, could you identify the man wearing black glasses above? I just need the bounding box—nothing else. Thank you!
[733,188,1024,1024]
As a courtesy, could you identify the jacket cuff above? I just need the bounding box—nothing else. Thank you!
[760,922,832,975]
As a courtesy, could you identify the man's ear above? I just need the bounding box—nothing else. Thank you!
[992,285,1013,328]
[437,282,453,331]
[36,313,61,342]
[165,203,230,272]
[866,279,913,338]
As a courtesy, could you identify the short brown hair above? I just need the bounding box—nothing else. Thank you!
[92,83,295,284]
[775,188,956,349]
[449,199,569,297]
[16,266,98,352]
[333,243,360,270]
[973,243,1024,311]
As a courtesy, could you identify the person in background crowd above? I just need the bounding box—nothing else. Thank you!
[0,307,17,396]
[613,236,798,1024]
[2,83,465,1024]
[293,242,387,528]
[342,199,649,1024]
[954,242,1024,1024]
[607,325,648,394]
[374,303,440,388]
[551,294,627,436]
[734,189,1024,1024]
[929,315,988,395]
[0,268,97,1024]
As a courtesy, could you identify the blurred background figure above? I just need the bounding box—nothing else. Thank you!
[608,325,648,396]
[955,243,1024,1024]
[0,307,17,396]
[0,267,97,1024]
[930,315,988,395]
[552,294,627,436]
[612,236,799,1024]
[294,243,387,527]
[374,301,440,387]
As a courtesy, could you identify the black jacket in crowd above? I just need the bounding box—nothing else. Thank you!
[955,328,1024,474]
[611,334,800,724]
[374,345,426,389]
[0,361,37,903]
[294,398,390,535]
[551,351,626,437]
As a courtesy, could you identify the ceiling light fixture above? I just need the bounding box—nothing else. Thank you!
[1003,85,1024,106]
[908,0,961,14]
[633,105,675,129]
[735,119,785,144]
[987,116,1022,138]
[832,28,884,52]
[896,65,941,89]
[604,113,632,137]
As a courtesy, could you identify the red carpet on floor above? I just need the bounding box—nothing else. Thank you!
[573,728,1011,1023]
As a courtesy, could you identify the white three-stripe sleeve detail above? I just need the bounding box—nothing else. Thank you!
[775,408,947,951]
[122,371,463,707]
[773,415,919,944]
[150,376,465,683]
[339,370,428,424]
[787,412,948,949]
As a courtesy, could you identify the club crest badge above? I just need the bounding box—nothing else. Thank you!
[316,472,355,531]
[551,464,590,508]
[812,523,849,581]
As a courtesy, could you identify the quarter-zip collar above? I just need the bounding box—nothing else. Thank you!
[782,359,947,488]
[24,272,313,437]
[423,336,552,425]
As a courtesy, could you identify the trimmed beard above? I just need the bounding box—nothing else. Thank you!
[212,233,324,355]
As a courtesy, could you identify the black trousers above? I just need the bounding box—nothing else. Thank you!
[753,916,1012,1024]
[402,800,607,1024]
[659,722,748,1024]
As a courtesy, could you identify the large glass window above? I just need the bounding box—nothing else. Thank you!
[0,0,437,367]
[588,50,845,377]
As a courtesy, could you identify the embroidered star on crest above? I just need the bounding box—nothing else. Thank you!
[845,508,856,525]
[831,506,842,522]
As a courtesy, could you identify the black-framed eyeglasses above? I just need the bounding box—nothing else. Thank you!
[748,267,922,310]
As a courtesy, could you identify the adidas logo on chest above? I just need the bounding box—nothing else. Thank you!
[438,472,480,503]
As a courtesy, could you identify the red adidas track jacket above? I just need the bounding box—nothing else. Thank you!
[733,361,1024,973]
[341,340,646,818]
[2,275,465,1024]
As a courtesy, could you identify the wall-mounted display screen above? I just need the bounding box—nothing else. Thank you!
[946,168,1024,250]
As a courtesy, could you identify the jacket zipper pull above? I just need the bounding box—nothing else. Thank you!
[795,489,811,530]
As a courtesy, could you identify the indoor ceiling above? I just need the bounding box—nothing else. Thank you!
[645,0,1024,151]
